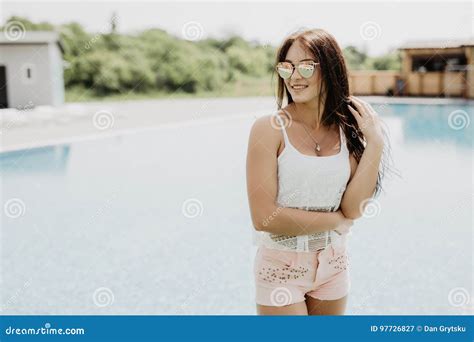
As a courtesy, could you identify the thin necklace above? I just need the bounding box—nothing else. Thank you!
[300,123,321,154]
[283,106,325,155]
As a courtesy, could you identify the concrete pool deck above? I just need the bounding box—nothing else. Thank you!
[1,96,472,315]
[1,96,473,153]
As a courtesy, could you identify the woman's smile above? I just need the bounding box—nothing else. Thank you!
[291,84,309,91]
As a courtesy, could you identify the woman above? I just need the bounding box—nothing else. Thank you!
[246,28,390,315]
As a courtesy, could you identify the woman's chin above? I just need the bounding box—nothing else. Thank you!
[292,95,314,104]
[290,91,320,104]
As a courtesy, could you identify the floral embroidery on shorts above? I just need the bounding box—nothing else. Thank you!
[257,253,309,284]
[258,263,309,284]
[328,253,348,271]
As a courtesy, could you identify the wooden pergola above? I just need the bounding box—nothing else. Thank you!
[399,39,474,98]
[349,39,474,99]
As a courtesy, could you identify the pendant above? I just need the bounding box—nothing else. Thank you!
[315,144,321,153]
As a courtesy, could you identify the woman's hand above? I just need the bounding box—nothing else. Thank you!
[347,96,384,146]
[333,209,354,235]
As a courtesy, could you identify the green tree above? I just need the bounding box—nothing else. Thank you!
[1,16,55,31]
[367,51,401,71]
[343,45,368,70]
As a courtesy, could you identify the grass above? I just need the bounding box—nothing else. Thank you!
[65,75,276,103]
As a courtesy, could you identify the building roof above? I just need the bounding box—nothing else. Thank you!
[399,38,474,50]
[0,30,65,53]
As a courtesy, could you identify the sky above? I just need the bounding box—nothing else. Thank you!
[1,0,472,56]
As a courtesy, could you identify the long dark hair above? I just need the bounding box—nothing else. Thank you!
[273,28,397,198]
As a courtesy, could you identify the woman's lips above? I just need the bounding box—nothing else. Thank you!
[291,85,308,91]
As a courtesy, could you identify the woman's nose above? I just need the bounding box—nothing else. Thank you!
[290,69,303,81]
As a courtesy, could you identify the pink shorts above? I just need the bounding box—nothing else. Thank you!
[254,243,351,306]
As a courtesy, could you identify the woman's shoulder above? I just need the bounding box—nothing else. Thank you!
[248,112,284,145]
[251,108,291,129]
[250,112,279,132]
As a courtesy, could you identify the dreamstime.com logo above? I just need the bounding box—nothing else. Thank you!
[182,198,204,218]
[270,287,293,306]
[181,21,204,41]
[4,322,85,336]
[93,110,115,130]
[261,189,301,227]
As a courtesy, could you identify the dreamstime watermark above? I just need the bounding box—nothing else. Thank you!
[181,21,204,41]
[261,190,300,227]
[3,21,26,41]
[92,287,114,307]
[4,322,85,336]
[374,102,390,115]
[192,102,208,121]
[16,101,35,112]
[270,112,293,131]
[0,101,35,135]
[88,192,118,226]
[448,287,472,307]
[0,279,31,312]
[83,15,119,52]
[270,287,292,307]
[182,198,204,218]
[359,198,381,218]
[352,268,393,313]
[3,198,26,219]
[447,110,470,130]
[262,206,283,228]
[92,110,115,130]
[359,21,382,41]
[178,266,218,314]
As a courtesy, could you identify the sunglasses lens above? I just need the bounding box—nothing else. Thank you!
[298,64,315,78]
[276,63,293,79]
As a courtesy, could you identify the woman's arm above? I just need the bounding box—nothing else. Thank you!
[340,143,383,219]
[246,115,350,235]
[340,96,384,219]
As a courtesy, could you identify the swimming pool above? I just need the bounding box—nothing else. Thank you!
[1,101,472,315]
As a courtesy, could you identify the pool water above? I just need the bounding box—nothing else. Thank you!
[1,101,472,315]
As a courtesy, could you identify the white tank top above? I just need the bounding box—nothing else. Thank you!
[252,110,352,252]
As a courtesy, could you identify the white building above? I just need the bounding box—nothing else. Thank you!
[0,31,65,109]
